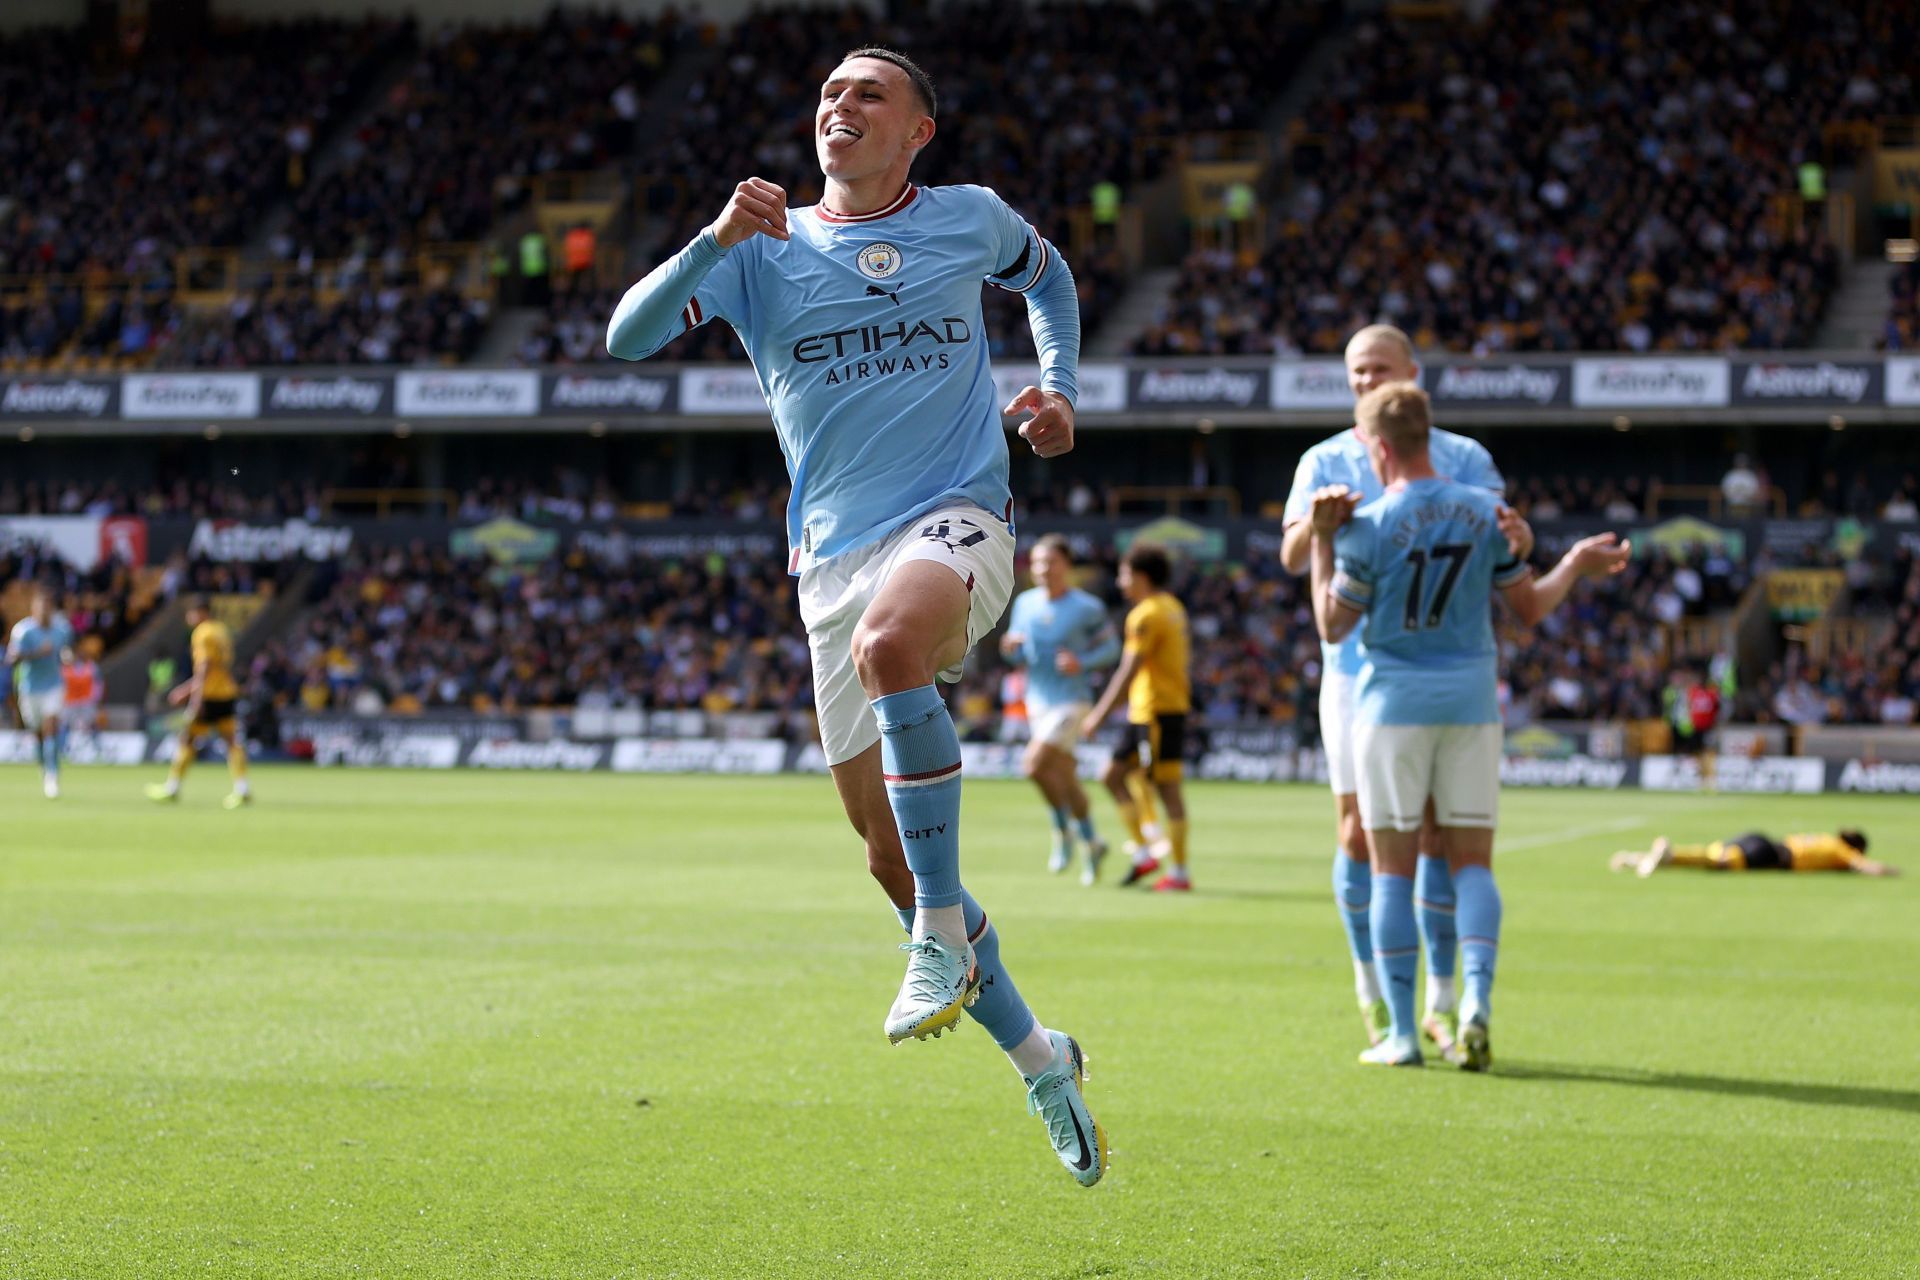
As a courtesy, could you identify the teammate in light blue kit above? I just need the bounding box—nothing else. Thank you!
[1280,324,1527,1054]
[1309,383,1628,1069]
[1000,534,1119,881]
[7,585,76,800]
[606,47,1107,1184]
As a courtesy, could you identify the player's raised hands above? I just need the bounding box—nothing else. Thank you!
[710,178,790,248]
[1308,484,1360,533]
[1567,533,1632,577]
[1005,386,1075,458]
[1496,505,1535,562]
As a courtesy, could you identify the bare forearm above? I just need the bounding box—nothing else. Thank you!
[1310,535,1349,642]
[1281,521,1312,575]
[1088,656,1136,725]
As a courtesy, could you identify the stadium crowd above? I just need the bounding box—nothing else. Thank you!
[160,281,488,368]
[247,541,812,716]
[1753,542,1920,726]
[274,11,684,264]
[1135,0,1911,357]
[0,18,409,364]
[1885,258,1920,351]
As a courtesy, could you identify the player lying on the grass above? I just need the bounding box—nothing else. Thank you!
[1310,382,1628,1070]
[1280,323,1532,1055]
[999,534,1118,882]
[7,584,75,800]
[1612,831,1897,877]
[146,597,253,809]
[1083,543,1194,891]
[606,47,1106,1184]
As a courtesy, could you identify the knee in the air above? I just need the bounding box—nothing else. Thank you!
[851,620,915,686]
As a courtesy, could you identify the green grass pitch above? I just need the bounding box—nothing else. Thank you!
[2,766,1916,1278]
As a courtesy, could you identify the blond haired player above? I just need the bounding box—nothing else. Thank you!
[1281,323,1531,1052]
[147,597,252,808]
[1311,383,1627,1068]
[1083,543,1193,891]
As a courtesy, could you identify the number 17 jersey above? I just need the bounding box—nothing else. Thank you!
[1330,477,1531,726]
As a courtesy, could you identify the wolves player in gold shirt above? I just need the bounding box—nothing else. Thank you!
[1612,830,1895,877]
[147,597,252,808]
[1084,544,1192,891]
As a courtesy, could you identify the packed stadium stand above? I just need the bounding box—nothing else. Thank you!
[0,17,410,365]
[4,0,1919,755]
[1135,0,1912,356]
[248,541,811,716]
[1885,258,1920,349]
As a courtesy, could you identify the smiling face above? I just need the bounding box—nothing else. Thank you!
[816,56,934,185]
[1345,332,1418,402]
[1031,542,1069,595]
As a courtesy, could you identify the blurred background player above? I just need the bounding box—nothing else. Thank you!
[1613,831,1896,877]
[1084,543,1192,892]
[1311,383,1628,1069]
[62,638,104,752]
[7,585,75,799]
[606,48,1106,1184]
[147,597,252,809]
[1280,324,1527,1051]
[1000,534,1119,881]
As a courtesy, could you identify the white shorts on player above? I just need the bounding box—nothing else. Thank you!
[1354,721,1502,832]
[800,503,1015,766]
[18,687,65,732]
[1028,699,1090,753]
[1318,668,1358,796]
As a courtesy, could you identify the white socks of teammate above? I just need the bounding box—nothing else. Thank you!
[1354,959,1382,1004]
[1427,974,1457,1015]
[912,904,968,952]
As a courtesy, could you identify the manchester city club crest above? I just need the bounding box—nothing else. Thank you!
[856,242,903,279]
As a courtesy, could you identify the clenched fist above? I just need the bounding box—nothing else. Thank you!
[710,178,790,248]
[1005,386,1075,459]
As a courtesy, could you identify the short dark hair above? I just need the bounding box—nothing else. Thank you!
[1124,543,1172,588]
[186,594,210,615]
[1840,829,1869,853]
[1032,533,1073,563]
[841,46,937,117]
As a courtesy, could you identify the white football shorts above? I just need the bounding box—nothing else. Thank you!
[1028,700,1090,752]
[18,687,65,732]
[1319,667,1358,797]
[799,503,1015,767]
[1354,721,1502,832]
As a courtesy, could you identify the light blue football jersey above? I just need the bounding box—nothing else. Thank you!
[8,616,73,693]
[608,183,1079,572]
[1284,426,1504,677]
[1330,478,1530,726]
[1004,586,1118,709]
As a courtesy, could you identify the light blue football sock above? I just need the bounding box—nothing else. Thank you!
[1074,813,1097,843]
[873,685,964,909]
[889,891,1036,1050]
[1370,873,1419,1041]
[1333,851,1373,968]
[43,734,60,777]
[1050,807,1072,835]
[1415,854,1457,980]
[1455,864,1502,1018]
